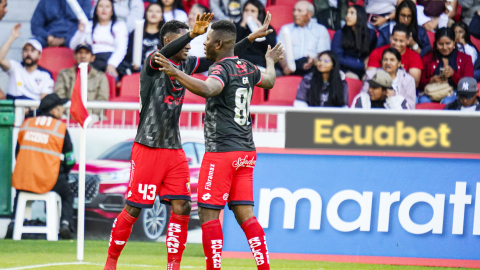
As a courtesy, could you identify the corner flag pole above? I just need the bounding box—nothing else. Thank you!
[77,62,88,262]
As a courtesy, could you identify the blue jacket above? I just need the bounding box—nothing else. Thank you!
[31,0,91,47]
[376,22,431,57]
[332,28,377,72]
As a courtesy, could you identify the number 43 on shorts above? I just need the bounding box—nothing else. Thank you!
[138,184,156,200]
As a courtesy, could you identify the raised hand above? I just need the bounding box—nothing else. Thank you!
[248,12,273,41]
[265,42,284,64]
[191,13,214,37]
[155,52,178,76]
[11,23,22,39]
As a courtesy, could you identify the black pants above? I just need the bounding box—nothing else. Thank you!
[11,174,73,226]
[92,52,130,79]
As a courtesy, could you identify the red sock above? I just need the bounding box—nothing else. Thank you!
[241,217,270,270]
[107,209,138,260]
[166,213,190,270]
[201,219,224,270]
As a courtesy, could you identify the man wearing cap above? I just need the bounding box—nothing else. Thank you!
[444,77,480,111]
[55,43,109,120]
[6,93,76,240]
[0,24,54,101]
[351,69,410,109]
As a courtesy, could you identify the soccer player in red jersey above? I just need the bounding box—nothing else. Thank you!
[104,13,274,270]
[156,20,284,270]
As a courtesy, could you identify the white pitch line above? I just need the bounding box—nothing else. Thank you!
[0,262,92,270]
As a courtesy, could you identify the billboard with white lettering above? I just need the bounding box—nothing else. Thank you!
[221,151,480,266]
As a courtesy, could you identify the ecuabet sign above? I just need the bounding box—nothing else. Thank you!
[285,111,480,153]
[222,151,480,267]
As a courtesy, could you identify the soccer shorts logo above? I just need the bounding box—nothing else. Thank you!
[186,182,190,192]
[223,193,229,201]
[202,193,212,201]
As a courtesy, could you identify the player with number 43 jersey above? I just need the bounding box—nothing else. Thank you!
[156,19,284,270]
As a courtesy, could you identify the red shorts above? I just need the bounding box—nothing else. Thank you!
[197,151,256,210]
[126,142,191,208]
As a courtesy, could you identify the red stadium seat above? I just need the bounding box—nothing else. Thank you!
[471,36,480,51]
[261,75,302,106]
[345,77,363,107]
[415,103,446,110]
[119,73,141,98]
[350,0,364,6]
[37,47,76,81]
[144,1,150,11]
[265,5,294,32]
[454,5,462,22]
[105,73,117,100]
[328,29,336,41]
[427,31,435,48]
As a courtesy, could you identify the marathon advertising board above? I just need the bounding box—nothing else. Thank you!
[221,151,480,267]
[285,110,480,154]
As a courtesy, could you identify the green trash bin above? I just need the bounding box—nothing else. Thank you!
[0,100,14,216]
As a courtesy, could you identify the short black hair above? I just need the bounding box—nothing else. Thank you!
[159,20,189,46]
[211,20,237,42]
[392,23,411,39]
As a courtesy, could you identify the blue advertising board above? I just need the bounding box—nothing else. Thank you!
[222,150,480,266]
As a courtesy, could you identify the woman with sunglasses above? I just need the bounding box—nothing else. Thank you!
[377,0,431,57]
[294,51,348,107]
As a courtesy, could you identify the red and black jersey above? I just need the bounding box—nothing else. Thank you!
[135,52,200,149]
[205,56,263,152]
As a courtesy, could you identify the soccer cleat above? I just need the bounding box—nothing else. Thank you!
[104,255,118,270]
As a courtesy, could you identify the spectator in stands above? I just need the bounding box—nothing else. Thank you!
[453,21,478,65]
[210,0,266,23]
[295,51,348,107]
[159,0,188,22]
[70,0,129,80]
[377,0,432,58]
[55,44,109,121]
[236,0,276,69]
[332,5,376,79]
[467,7,480,81]
[313,0,357,30]
[31,0,91,48]
[368,24,423,87]
[417,0,457,31]
[92,0,144,33]
[459,0,480,25]
[6,93,75,240]
[364,48,416,109]
[183,0,209,15]
[188,3,210,57]
[0,25,54,101]
[125,3,165,72]
[444,76,480,110]
[419,27,474,103]
[352,69,409,109]
[365,0,400,30]
[277,1,331,77]
[0,0,8,21]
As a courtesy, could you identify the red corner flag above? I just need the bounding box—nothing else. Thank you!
[71,68,91,128]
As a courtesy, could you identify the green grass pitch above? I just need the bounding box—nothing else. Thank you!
[0,240,473,269]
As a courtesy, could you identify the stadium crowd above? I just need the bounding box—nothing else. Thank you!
[1,0,480,111]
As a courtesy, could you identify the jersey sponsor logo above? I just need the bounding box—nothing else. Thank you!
[202,193,211,201]
[164,95,184,105]
[232,155,256,170]
[205,164,215,190]
[211,240,223,268]
[24,131,49,144]
[248,237,265,265]
[211,65,223,75]
[166,223,182,253]
[223,193,229,201]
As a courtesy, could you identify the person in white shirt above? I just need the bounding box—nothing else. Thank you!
[159,0,188,23]
[453,21,478,65]
[0,24,54,101]
[71,0,129,79]
[91,0,144,33]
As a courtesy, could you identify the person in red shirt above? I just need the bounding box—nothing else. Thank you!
[368,23,423,87]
